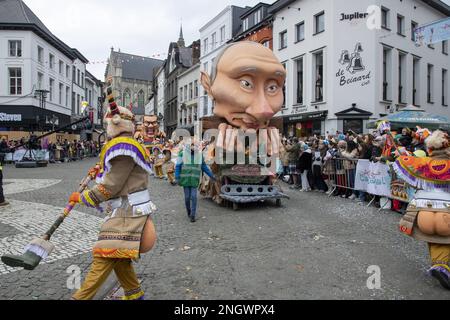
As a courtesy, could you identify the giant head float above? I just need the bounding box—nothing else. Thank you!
[138,115,166,145]
[200,41,286,131]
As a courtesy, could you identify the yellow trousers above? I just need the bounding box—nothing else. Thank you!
[154,165,164,178]
[428,243,450,267]
[167,172,175,183]
[72,257,144,300]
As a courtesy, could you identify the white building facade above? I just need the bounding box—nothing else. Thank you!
[0,0,90,133]
[199,5,250,119]
[85,71,103,128]
[155,65,166,132]
[178,63,200,130]
[271,0,450,137]
[0,29,76,130]
[71,52,88,117]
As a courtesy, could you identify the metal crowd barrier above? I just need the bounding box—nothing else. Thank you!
[323,157,419,210]
[324,158,377,207]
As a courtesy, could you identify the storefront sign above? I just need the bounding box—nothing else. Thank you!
[0,113,22,122]
[340,12,369,22]
[288,111,327,122]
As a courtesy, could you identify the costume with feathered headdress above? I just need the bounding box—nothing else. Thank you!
[394,130,450,290]
[71,83,157,300]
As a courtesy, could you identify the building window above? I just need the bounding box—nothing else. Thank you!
[220,26,226,44]
[443,69,448,106]
[77,70,80,85]
[279,30,287,50]
[295,21,305,42]
[295,57,304,105]
[262,40,270,48]
[189,83,193,100]
[123,89,131,107]
[203,62,209,74]
[81,72,84,88]
[66,87,70,107]
[397,14,405,36]
[77,94,80,114]
[37,72,44,90]
[254,9,262,25]
[413,57,420,106]
[138,90,145,110]
[180,88,183,102]
[243,18,249,31]
[313,51,324,102]
[38,46,44,63]
[9,68,22,95]
[194,80,199,98]
[66,65,70,78]
[59,83,63,105]
[72,92,75,114]
[9,40,22,57]
[49,54,55,70]
[314,11,325,35]
[72,66,76,82]
[203,38,208,54]
[184,85,188,101]
[49,78,54,101]
[381,7,390,29]
[427,64,434,103]
[59,61,64,74]
[443,40,448,55]
[382,47,392,101]
[411,21,418,41]
[398,52,406,103]
[211,32,216,50]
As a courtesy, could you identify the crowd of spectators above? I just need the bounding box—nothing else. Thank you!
[279,127,434,208]
[0,136,100,163]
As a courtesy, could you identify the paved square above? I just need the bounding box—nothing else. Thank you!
[0,159,448,300]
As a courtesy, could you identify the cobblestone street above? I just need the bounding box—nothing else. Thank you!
[0,159,449,300]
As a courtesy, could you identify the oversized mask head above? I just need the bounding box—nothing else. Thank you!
[201,42,286,130]
[104,87,135,139]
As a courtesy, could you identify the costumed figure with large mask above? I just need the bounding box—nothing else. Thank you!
[394,130,450,290]
[70,84,158,300]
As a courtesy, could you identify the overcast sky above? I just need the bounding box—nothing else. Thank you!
[23,0,450,81]
[23,0,262,80]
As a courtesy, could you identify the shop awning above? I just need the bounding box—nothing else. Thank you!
[367,105,450,130]
[0,105,72,129]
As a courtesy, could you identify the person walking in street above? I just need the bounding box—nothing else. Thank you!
[175,142,216,223]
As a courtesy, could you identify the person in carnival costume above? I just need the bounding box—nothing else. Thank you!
[70,84,157,300]
[394,130,450,290]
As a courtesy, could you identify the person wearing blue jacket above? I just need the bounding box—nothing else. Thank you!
[175,142,216,223]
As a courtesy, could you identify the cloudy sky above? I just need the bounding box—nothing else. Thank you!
[23,0,262,80]
[23,0,450,80]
